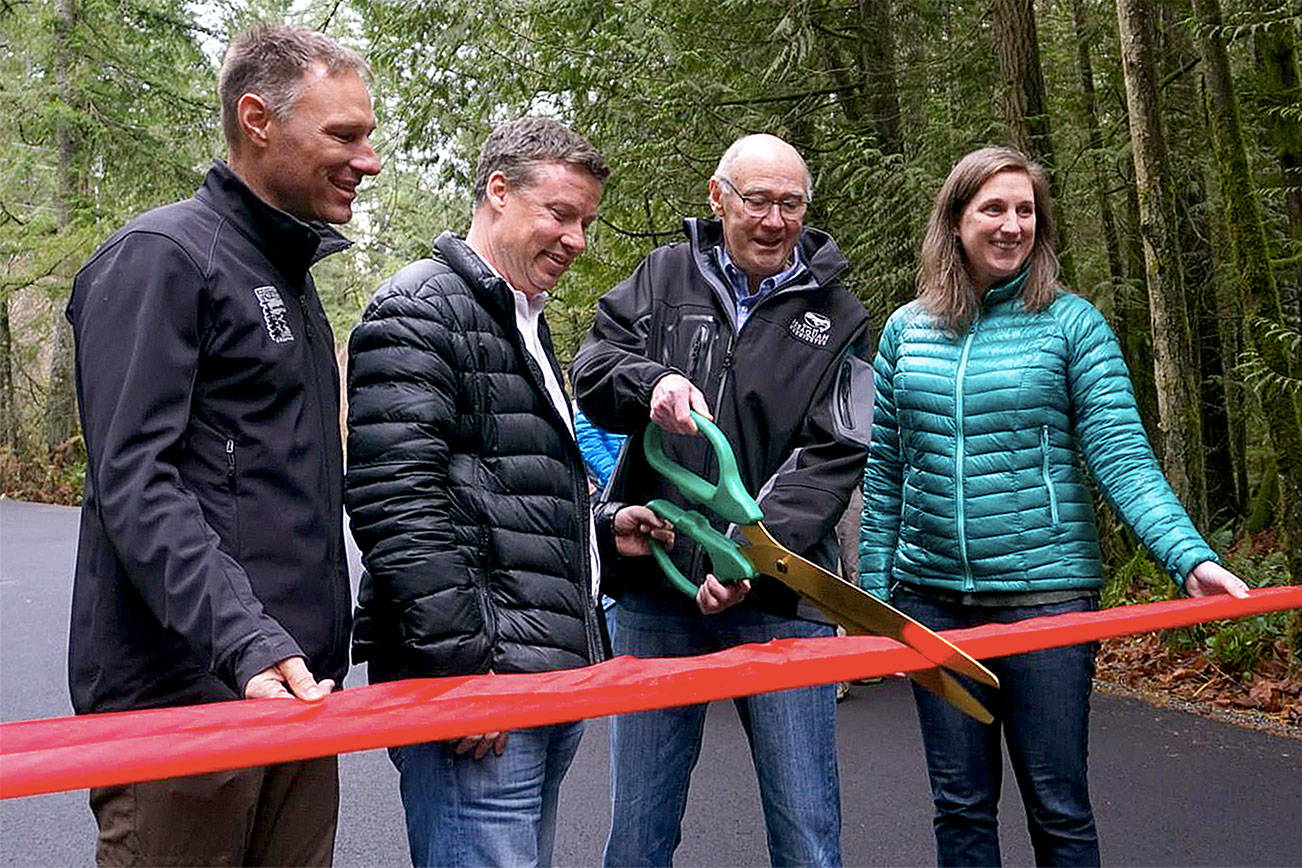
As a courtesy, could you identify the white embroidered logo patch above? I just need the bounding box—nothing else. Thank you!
[788,310,832,347]
[253,286,294,344]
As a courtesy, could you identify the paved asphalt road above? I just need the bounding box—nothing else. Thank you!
[2,499,1300,866]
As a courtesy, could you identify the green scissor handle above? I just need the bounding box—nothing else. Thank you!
[644,499,758,598]
[643,412,763,525]
[643,412,764,599]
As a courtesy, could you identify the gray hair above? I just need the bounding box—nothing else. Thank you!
[219,25,370,153]
[472,117,610,208]
[712,134,813,201]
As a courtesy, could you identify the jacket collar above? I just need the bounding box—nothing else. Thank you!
[433,231,519,322]
[982,267,1030,307]
[682,217,848,323]
[195,160,352,284]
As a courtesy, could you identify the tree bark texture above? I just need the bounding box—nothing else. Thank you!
[821,0,902,152]
[861,0,902,152]
[1192,0,1302,579]
[991,0,1074,287]
[46,0,80,452]
[1254,25,1302,327]
[992,0,1052,159]
[0,295,16,452]
[1115,0,1208,527]
[1070,0,1125,290]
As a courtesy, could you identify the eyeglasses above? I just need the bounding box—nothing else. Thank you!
[718,178,808,221]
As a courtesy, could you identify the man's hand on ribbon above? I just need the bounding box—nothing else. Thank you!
[243,656,334,702]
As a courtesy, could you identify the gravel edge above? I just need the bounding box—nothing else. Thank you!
[1093,677,1302,742]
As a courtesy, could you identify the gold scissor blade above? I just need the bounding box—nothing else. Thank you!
[737,523,998,689]
[908,667,995,724]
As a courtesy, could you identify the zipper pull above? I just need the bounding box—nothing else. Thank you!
[298,294,314,338]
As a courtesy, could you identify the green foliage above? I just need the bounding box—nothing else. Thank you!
[0,0,219,467]
[1102,545,1174,609]
[1164,544,1299,674]
[1238,314,1302,398]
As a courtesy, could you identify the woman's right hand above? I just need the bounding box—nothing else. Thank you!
[1183,561,1250,598]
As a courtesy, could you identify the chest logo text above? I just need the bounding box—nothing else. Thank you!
[788,310,832,347]
[253,286,294,344]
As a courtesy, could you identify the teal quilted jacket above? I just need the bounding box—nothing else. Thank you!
[858,275,1216,600]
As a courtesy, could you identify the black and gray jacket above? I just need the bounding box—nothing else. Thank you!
[66,160,352,714]
[571,217,875,616]
[345,232,604,683]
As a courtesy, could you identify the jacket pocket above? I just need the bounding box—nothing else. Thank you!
[183,417,241,555]
[475,524,498,648]
[1040,425,1060,525]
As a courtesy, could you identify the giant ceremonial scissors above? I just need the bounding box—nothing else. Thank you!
[644,412,1000,723]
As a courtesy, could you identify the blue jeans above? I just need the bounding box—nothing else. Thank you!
[604,592,841,867]
[389,720,585,867]
[893,588,1100,867]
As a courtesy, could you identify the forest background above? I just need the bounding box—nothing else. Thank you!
[1,0,1299,723]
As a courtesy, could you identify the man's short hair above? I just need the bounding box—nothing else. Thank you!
[472,118,610,208]
[219,25,370,153]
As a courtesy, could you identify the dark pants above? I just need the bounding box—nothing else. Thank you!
[894,588,1100,868]
[89,756,338,866]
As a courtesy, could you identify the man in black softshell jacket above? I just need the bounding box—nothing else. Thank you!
[571,134,875,867]
[65,26,379,866]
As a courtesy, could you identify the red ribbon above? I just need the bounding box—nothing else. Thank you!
[2,586,1298,800]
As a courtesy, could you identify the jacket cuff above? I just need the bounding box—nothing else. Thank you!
[229,633,306,697]
[1171,548,1220,594]
[645,368,688,407]
[594,500,626,580]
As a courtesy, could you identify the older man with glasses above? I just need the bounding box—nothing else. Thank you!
[572,133,875,867]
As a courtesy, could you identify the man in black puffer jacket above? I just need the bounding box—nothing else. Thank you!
[572,134,875,868]
[345,118,668,868]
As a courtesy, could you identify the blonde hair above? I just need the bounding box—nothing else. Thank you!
[917,146,1061,332]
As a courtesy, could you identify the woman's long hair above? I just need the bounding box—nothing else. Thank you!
[917,146,1061,333]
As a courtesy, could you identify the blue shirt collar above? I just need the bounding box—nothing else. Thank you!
[714,244,803,327]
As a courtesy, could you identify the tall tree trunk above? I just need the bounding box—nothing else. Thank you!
[0,293,16,452]
[993,0,1053,159]
[1202,166,1250,515]
[1182,175,1240,522]
[1070,0,1124,290]
[1115,148,1162,444]
[1254,25,1302,327]
[46,0,79,453]
[820,1,912,307]
[1115,0,1208,528]
[861,0,901,152]
[991,0,1075,286]
[1192,0,1302,579]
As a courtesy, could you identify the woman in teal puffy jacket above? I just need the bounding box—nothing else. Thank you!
[858,147,1247,866]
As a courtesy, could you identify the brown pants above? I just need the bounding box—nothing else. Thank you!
[89,756,338,866]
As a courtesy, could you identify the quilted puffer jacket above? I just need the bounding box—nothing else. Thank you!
[345,232,603,682]
[858,273,1217,600]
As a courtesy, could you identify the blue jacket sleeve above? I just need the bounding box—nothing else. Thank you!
[574,409,622,487]
[857,314,903,601]
[1059,297,1217,584]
